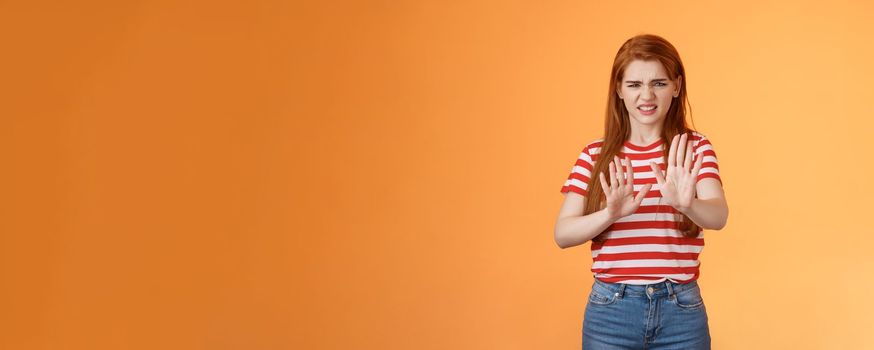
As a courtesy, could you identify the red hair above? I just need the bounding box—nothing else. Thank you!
[584,34,701,241]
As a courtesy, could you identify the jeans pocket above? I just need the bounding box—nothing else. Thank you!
[672,285,704,309]
[588,288,618,306]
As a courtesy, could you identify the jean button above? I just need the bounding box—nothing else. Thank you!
[647,287,654,294]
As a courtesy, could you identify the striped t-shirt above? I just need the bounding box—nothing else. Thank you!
[559,131,722,285]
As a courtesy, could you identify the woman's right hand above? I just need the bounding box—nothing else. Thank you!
[599,155,653,221]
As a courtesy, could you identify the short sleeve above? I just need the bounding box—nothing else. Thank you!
[560,145,595,196]
[692,133,722,186]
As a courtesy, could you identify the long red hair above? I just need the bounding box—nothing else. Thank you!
[584,34,701,241]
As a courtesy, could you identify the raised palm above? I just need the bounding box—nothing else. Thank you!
[649,133,704,212]
[599,155,652,220]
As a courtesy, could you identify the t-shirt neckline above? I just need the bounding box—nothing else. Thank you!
[624,138,664,152]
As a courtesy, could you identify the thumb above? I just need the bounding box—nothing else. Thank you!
[691,153,704,177]
[634,183,652,205]
[649,162,665,185]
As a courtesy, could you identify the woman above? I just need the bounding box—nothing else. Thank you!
[554,34,729,350]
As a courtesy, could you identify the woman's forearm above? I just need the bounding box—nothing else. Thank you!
[554,208,618,249]
[677,198,728,230]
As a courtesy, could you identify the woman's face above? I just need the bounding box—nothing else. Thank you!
[617,59,681,127]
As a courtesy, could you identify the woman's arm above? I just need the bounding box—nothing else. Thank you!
[649,133,729,231]
[554,192,617,249]
[555,156,652,248]
[676,178,728,230]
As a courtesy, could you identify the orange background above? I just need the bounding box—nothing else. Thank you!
[2,1,873,349]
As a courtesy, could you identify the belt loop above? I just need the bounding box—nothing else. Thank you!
[618,283,626,298]
[665,280,675,297]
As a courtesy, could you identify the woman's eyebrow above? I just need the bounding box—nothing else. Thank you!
[624,78,669,83]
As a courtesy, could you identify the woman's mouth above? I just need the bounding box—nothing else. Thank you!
[637,105,657,116]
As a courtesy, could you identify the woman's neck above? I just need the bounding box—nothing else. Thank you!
[628,124,663,145]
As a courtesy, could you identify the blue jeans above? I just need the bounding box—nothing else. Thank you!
[582,278,711,350]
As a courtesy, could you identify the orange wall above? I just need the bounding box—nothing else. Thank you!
[2,1,873,349]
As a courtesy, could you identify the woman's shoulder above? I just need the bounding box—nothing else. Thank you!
[688,130,717,151]
[581,138,606,155]
[689,130,713,142]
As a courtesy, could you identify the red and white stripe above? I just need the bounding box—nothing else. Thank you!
[560,131,722,285]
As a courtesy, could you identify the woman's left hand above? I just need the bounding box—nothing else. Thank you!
[649,133,703,213]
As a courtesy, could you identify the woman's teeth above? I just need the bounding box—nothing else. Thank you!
[639,106,656,111]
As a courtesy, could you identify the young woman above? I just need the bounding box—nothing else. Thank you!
[554,34,729,350]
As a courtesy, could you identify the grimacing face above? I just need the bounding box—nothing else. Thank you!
[616,59,682,128]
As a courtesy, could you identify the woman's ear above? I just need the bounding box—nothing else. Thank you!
[674,75,683,97]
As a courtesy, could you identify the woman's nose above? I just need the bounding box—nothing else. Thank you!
[642,86,656,100]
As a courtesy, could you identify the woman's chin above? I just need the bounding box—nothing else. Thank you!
[630,113,665,126]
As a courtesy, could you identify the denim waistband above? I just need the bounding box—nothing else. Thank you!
[592,278,699,298]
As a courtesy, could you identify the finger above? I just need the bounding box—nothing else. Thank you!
[690,154,704,194]
[599,172,611,195]
[624,156,634,189]
[613,156,624,187]
[608,161,618,190]
[649,161,665,185]
[634,184,652,205]
[691,152,704,177]
[668,134,679,167]
[683,140,693,170]
[676,133,687,166]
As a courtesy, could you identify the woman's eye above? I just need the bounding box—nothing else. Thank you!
[655,82,667,87]
[627,84,640,88]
